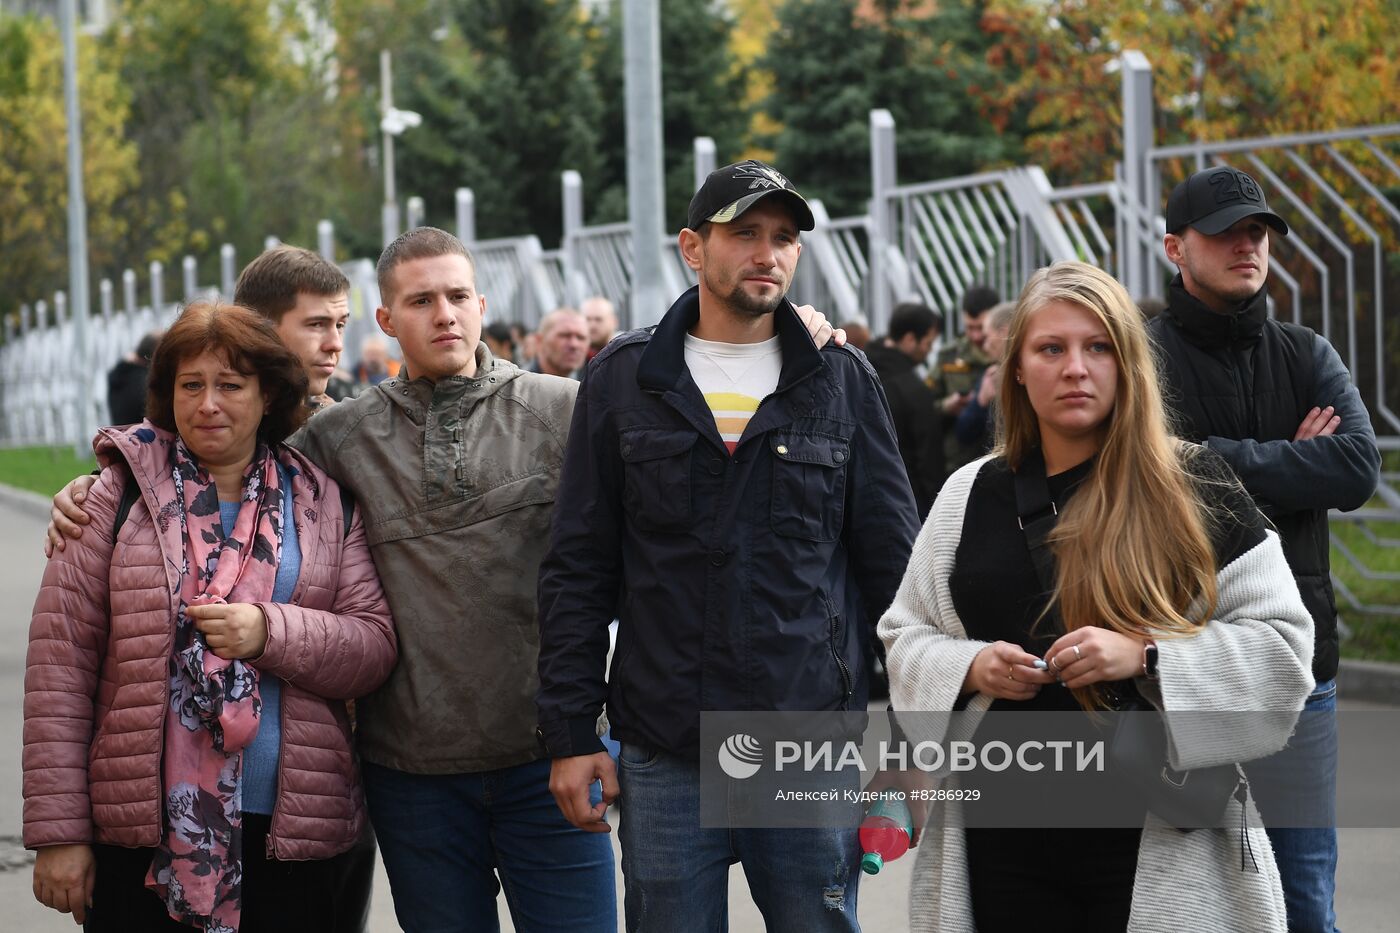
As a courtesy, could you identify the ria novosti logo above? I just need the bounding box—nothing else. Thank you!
[717,733,764,779]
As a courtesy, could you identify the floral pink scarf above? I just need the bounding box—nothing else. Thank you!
[145,438,285,933]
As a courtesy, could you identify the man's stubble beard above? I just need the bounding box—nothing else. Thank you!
[709,271,786,320]
[727,288,783,319]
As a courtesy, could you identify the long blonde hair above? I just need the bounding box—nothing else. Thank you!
[994,262,1219,710]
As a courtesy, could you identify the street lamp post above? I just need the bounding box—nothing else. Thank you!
[380,50,423,247]
[623,0,667,327]
[60,0,93,458]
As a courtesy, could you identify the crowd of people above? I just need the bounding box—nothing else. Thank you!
[29,158,1379,933]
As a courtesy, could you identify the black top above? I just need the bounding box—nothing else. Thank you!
[106,360,149,426]
[865,341,945,516]
[951,449,1266,694]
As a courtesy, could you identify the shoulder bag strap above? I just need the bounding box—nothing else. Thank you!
[1012,447,1060,600]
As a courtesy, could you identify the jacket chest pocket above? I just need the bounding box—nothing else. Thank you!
[770,432,849,542]
[620,428,698,532]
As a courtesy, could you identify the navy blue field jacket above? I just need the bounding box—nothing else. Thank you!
[536,287,922,758]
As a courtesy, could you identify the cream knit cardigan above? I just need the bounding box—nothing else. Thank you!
[878,457,1316,933]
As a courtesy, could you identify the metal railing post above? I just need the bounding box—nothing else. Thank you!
[221,243,237,296]
[317,220,335,261]
[149,261,164,310]
[456,188,476,245]
[1120,51,1154,300]
[693,136,717,190]
[868,109,897,336]
[182,255,198,301]
[122,269,137,315]
[561,170,585,306]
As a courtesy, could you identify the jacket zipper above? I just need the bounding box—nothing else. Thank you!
[155,668,169,848]
[266,699,285,859]
[825,598,853,706]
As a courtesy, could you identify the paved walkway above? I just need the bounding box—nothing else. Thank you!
[0,495,1393,931]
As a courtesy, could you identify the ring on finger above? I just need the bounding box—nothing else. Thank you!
[1072,644,1082,660]
[1007,663,1015,681]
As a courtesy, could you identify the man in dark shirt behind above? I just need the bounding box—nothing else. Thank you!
[866,302,945,515]
[105,331,161,425]
[1150,165,1380,933]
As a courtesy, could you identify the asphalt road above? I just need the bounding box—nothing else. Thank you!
[0,494,1393,931]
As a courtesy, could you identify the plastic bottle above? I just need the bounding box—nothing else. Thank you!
[859,792,913,875]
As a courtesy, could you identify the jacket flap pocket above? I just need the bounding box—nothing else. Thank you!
[619,428,698,463]
[770,433,849,468]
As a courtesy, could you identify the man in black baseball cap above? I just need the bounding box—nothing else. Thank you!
[686,159,816,233]
[1162,165,1289,311]
[537,158,920,930]
[1150,165,1379,933]
[1165,164,1289,237]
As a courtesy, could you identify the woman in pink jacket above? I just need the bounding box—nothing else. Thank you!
[24,301,397,932]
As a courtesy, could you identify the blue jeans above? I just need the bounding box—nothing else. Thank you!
[616,743,861,933]
[1245,678,1339,933]
[362,758,616,933]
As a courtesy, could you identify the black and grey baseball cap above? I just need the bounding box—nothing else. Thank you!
[1166,166,1289,237]
[686,160,815,232]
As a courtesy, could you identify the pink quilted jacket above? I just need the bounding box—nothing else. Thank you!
[23,424,397,860]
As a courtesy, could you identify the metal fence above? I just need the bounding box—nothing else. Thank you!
[0,249,391,448]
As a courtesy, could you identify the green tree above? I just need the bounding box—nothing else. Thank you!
[871,0,1025,181]
[394,0,604,244]
[103,0,364,275]
[0,14,139,318]
[761,0,879,218]
[761,0,1024,218]
[587,0,752,230]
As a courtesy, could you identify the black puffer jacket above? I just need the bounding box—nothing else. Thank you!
[1149,276,1380,681]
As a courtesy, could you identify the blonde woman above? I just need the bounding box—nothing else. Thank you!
[879,261,1314,932]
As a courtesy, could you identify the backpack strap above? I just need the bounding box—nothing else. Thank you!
[339,483,355,540]
[112,474,141,540]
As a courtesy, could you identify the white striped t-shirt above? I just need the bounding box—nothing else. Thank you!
[684,333,782,454]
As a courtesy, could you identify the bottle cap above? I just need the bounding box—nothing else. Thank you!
[861,852,884,875]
